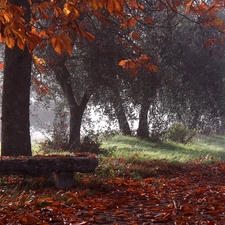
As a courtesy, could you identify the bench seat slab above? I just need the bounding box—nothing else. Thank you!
[0,156,98,175]
[0,156,98,188]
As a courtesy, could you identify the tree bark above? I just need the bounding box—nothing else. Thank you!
[52,63,89,150]
[111,89,131,136]
[218,114,225,135]
[114,103,131,136]
[69,94,89,150]
[189,109,200,130]
[1,0,32,156]
[137,99,151,139]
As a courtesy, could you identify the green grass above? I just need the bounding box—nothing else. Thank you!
[31,142,74,156]
[101,134,225,162]
[32,134,225,162]
[30,134,225,181]
[1,133,224,186]
[92,134,225,180]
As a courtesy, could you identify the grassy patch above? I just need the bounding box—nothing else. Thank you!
[32,133,225,162]
[90,134,224,180]
[29,134,225,181]
[101,134,225,162]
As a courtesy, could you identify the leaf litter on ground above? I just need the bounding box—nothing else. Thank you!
[1,158,225,224]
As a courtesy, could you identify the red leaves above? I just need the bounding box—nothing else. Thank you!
[4,27,15,49]
[87,0,126,15]
[185,0,194,14]
[33,77,50,95]
[0,62,4,70]
[37,85,50,95]
[0,153,96,159]
[0,160,225,223]
[119,59,135,69]
[121,17,137,28]
[51,33,73,55]
[0,0,225,58]
[119,54,158,76]
[33,77,41,86]
[20,213,41,224]
[84,32,95,42]
[106,0,122,14]
[131,31,140,40]
[63,2,80,17]
[0,0,141,54]
[212,17,224,27]
[204,38,218,48]
[185,0,225,33]
[144,17,154,26]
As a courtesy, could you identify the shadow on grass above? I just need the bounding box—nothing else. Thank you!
[102,135,225,162]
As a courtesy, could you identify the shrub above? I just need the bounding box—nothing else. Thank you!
[165,123,197,144]
[79,135,102,154]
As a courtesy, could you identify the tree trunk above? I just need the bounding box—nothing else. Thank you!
[1,46,32,156]
[218,114,225,135]
[1,0,32,156]
[110,88,131,136]
[189,109,200,130]
[69,95,89,150]
[114,104,131,136]
[137,99,151,139]
[53,63,89,151]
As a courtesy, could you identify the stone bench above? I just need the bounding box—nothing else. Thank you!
[0,156,98,188]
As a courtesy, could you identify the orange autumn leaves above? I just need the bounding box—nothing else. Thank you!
[0,1,224,47]
[1,160,225,224]
[119,54,158,76]
[0,0,141,54]
[0,0,202,54]
[0,0,224,76]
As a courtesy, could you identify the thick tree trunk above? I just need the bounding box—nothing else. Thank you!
[53,63,89,151]
[69,95,89,150]
[1,0,32,156]
[137,99,151,139]
[1,46,32,156]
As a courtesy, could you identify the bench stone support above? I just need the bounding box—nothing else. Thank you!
[53,171,75,189]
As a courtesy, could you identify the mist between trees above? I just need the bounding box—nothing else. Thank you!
[29,101,123,142]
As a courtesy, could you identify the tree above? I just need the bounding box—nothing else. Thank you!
[38,14,137,147]
[51,58,90,149]
[1,0,32,156]
[1,0,225,155]
[118,1,225,138]
[80,22,133,136]
[158,17,225,134]
[0,0,145,155]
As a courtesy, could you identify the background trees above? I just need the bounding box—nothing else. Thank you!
[33,1,225,146]
[0,0,145,155]
[2,0,225,155]
[156,17,225,134]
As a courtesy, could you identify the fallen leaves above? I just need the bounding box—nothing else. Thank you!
[0,153,96,159]
[1,161,225,224]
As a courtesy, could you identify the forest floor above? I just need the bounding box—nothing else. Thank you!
[1,135,225,224]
